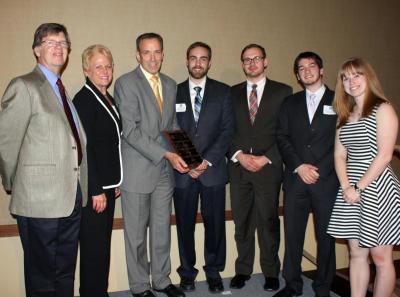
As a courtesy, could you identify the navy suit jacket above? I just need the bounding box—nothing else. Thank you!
[276,86,338,189]
[174,77,235,188]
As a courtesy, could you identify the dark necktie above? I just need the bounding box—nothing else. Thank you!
[194,86,202,125]
[249,84,258,124]
[56,79,82,165]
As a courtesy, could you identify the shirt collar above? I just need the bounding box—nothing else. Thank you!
[140,65,159,82]
[189,76,207,91]
[38,63,60,87]
[246,77,266,89]
[306,84,326,99]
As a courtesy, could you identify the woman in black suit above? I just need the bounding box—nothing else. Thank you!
[73,44,122,297]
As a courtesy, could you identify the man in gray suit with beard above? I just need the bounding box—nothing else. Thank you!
[114,33,188,297]
[0,23,88,297]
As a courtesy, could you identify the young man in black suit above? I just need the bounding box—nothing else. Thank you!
[174,41,235,293]
[274,52,339,297]
[228,44,292,292]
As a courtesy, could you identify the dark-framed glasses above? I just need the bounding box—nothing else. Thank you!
[242,56,264,65]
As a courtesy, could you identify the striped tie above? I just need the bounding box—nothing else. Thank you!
[249,84,258,124]
[194,86,202,125]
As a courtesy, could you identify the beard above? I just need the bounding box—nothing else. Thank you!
[188,67,208,79]
[244,65,265,78]
[301,72,322,87]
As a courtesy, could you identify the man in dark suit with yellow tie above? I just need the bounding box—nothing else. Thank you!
[173,42,234,293]
[0,23,88,297]
[228,44,292,292]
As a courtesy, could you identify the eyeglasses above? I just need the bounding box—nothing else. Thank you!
[242,56,264,65]
[41,40,70,49]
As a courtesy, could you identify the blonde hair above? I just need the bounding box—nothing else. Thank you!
[81,44,113,72]
[333,57,389,128]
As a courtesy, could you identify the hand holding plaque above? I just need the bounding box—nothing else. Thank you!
[163,130,203,169]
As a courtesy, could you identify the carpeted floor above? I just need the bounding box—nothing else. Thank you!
[108,273,340,297]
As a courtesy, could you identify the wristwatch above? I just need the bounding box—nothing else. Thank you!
[353,183,364,194]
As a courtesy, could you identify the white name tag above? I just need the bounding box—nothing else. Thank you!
[323,105,336,115]
[176,103,186,112]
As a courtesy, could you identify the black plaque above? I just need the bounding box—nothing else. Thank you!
[163,130,203,169]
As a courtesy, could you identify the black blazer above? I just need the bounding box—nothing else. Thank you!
[276,87,337,186]
[228,79,292,183]
[73,78,122,196]
[174,77,235,188]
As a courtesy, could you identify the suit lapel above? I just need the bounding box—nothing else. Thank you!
[84,81,122,134]
[35,67,72,133]
[160,74,171,127]
[310,87,330,125]
[298,91,311,126]
[136,67,162,121]
[196,78,212,131]
[237,83,252,127]
[253,79,275,126]
[181,80,196,134]
[255,81,268,124]
[86,79,120,123]
[34,66,86,147]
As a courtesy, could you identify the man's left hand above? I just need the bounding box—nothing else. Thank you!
[165,151,189,173]
[251,155,270,171]
[188,160,209,179]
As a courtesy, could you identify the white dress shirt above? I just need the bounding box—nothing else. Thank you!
[306,85,326,123]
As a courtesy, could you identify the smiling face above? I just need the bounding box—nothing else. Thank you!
[84,52,113,94]
[34,32,69,75]
[136,37,164,74]
[187,46,211,82]
[242,47,267,82]
[296,57,323,89]
[342,70,367,100]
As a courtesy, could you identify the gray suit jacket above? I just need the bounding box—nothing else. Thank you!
[114,66,178,193]
[0,66,88,218]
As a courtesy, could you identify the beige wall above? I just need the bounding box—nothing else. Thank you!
[1,0,400,223]
[0,0,400,295]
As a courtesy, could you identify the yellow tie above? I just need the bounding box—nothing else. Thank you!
[150,75,163,114]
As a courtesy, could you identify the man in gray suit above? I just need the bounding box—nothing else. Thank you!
[0,23,87,297]
[114,33,188,297]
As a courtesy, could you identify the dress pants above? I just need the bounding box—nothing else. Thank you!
[174,180,226,280]
[282,175,337,296]
[79,188,116,297]
[230,169,281,277]
[16,185,82,297]
[121,170,173,294]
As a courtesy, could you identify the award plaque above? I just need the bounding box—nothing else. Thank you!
[163,130,203,169]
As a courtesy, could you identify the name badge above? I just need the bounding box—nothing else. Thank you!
[323,105,336,115]
[176,103,186,112]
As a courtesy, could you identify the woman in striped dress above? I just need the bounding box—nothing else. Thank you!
[327,58,400,297]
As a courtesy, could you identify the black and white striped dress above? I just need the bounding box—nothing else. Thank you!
[327,104,400,247]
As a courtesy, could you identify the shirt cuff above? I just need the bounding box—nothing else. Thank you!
[231,150,242,163]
